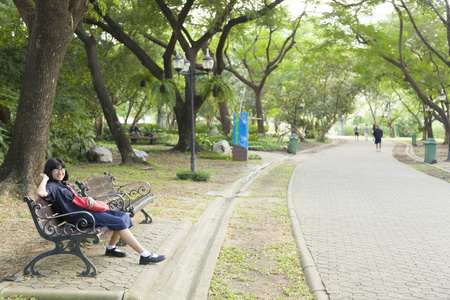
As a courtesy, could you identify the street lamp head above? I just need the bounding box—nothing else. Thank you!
[202,49,214,73]
[439,89,446,102]
[182,58,190,73]
[172,53,185,73]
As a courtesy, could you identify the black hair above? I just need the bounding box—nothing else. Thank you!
[44,158,69,182]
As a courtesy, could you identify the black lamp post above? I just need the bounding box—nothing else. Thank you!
[173,51,214,173]
[424,102,433,139]
[292,100,305,134]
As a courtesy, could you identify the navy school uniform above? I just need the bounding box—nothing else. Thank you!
[45,181,133,231]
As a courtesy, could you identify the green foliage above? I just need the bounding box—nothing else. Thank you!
[199,75,235,101]
[195,123,211,134]
[197,134,214,151]
[47,122,96,163]
[197,152,232,160]
[248,133,263,141]
[0,123,10,159]
[249,124,268,134]
[148,78,177,107]
[395,115,418,137]
[176,170,211,181]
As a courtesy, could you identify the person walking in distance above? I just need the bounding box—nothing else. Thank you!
[373,125,383,152]
[372,124,376,141]
[363,124,369,141]
[354,124,360,141]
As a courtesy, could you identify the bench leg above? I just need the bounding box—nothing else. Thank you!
[24,240,98,277]
[117,238,127,247]
[140,209,153,224]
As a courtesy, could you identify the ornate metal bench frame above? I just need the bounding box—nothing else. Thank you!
[23,196,111,277]
[76,172,155,224]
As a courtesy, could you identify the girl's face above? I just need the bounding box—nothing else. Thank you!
[51,166,66,182]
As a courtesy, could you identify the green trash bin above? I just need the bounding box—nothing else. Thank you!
[424,138,437,164]
[412,134,417,146]
[288,134,299,155]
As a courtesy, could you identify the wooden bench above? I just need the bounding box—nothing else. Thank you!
[23,196,111,277]
[129,135,161,145]
[76,172,155,224]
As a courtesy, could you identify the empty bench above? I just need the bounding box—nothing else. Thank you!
[76,172,155,224]
[23,196,111,277]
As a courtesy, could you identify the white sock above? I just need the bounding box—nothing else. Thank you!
[140,250,152,257]
[107,245,116,250]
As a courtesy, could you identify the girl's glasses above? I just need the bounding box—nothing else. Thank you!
[52,168,66,174]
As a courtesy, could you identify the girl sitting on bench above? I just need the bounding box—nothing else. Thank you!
[37,157,166,265]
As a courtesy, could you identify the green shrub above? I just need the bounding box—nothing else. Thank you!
[197,152,232,160]
[47,122,96,162]
[176,169,192,180]
[249,124,268,134]
[195,123,210,134]
[176,170,211,181]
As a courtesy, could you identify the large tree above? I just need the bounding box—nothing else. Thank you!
[330,0,450,159]
[75,25,139,164]
[86,0,286,151]
[223,14,302,134]
[0,0,88,195]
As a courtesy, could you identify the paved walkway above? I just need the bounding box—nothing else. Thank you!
[0,218,192,299]
[291,137,450,299]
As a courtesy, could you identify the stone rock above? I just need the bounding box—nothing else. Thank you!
[89,147,113,163]
[133,149,148,162]
[211,126,220,135]
[213,140,231,155]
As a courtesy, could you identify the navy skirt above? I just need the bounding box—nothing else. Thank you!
[66,209,133,231]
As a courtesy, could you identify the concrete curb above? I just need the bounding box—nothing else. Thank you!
[1,288,123,300]
[124,220,193,300]
[287,163,330,300]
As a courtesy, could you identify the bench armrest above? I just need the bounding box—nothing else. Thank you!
[24,196,100,239]
[42,211,99,236]
[92,191,131,211]
[116,181,152,198]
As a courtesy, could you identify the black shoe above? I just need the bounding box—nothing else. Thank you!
[105,247,127,257]
[139,253,166,265]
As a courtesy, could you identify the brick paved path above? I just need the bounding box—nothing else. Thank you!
[292,138,450,299]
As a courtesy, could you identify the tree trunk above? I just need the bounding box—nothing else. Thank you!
[0,0,87,195]
[218,100,232,135]
[173,74,204,152]
[95,116,104,137]
[174,93,193,152]
[0,106,11,125]
[427,119,434,139]
[157,107,162,126]
[255,90,265,135]
[76,29,139,164]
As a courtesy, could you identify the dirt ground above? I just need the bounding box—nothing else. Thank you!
[1,138,448,292]
[392,141,450,183]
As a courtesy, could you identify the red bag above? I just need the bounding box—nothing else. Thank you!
[67,185,109,212]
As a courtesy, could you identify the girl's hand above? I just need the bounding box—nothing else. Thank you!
[40,173,49,181]
[86,197,95,208]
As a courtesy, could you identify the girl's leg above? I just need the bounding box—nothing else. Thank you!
[108,231,121,246]
[118,229,145,254]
